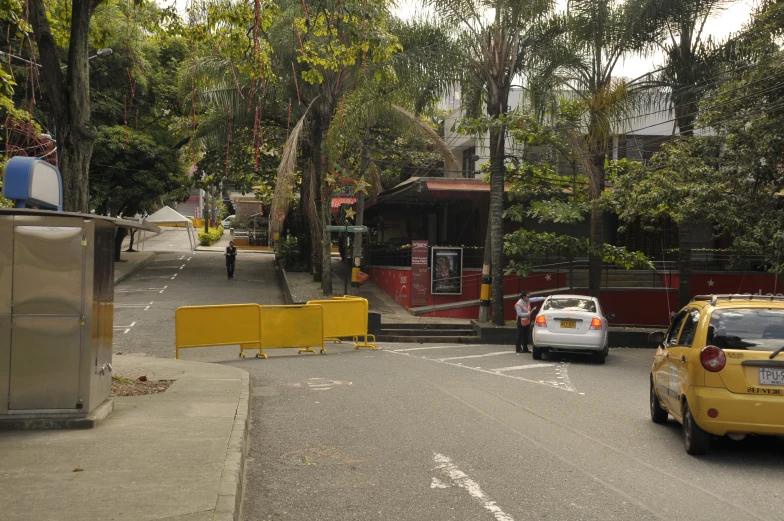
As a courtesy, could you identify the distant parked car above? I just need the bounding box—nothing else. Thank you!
[531,294,612,363]
[221,215,236,228]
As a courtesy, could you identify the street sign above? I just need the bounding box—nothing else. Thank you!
[326,225,368,233]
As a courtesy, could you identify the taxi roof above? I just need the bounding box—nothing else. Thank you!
[691,294,784,309]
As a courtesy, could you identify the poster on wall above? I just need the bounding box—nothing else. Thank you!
[431,247,463,295]
[411,240,429,306]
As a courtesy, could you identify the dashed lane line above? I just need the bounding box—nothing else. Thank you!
[433,453,514,521]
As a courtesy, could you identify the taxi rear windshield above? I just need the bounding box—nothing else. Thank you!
[709,309,784,351]
[543,298,596,313]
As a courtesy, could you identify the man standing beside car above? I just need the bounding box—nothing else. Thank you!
[515,292,546,353]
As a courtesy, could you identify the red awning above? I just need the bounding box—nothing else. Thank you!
[331,197,357,213]
[425,179,511,199]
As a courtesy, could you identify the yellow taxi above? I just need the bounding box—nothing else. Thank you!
[649,294,784,455]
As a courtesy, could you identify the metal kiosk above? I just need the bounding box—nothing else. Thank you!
[0,157,158,428]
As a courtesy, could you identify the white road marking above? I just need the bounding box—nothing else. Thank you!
[392,345,465,352]
[433,453,514,521]
[124,328,131,334]
[437,351,514,361]
[431,478,450,489]
[159,285,168,294]
[387,350,576,392]
[178,255,185,260]
[492,363,556,372]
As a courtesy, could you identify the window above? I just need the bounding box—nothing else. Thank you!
[542,298,597,313]
[708,308,784,351]
[626,137,644,161]
[665,311,688,347]
[677,308,701,346]
[462,147,476,178]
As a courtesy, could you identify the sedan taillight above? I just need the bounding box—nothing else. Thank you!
[535,315,547,327]
[589,318,603,330]
[700,345,726,372]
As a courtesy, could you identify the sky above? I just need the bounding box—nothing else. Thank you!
[159,0,758,80]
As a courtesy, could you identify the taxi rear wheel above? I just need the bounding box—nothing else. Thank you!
[683,401,710,455]
[650,380,668,424]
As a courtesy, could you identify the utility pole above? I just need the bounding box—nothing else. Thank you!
[349,122,370,295]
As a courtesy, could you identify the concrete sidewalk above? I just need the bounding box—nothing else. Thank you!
[0,355,250,521]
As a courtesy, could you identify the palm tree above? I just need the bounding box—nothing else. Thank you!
[555,0,666,298]
[653,0,731,307]
[422,0,557,325]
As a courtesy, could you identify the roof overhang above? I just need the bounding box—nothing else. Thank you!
[366,177,508,209]
[0,208,161,234]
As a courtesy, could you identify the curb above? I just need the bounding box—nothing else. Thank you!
[278,266,297,305]
[213,371,251,521]
[114,253,157,286]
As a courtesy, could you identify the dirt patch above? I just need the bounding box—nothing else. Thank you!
[111,377,174,397]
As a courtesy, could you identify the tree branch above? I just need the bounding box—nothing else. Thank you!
[28,0,67,117]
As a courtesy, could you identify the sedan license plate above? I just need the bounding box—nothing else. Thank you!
[759,367,784,386]
[560,320,576,329]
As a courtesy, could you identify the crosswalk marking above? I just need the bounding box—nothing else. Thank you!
[392,345,466,352]
[492,363,556,372]
[437,351,513,361]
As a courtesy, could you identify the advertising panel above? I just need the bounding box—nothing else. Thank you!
[411,240,429,306]
[431,247,463,295]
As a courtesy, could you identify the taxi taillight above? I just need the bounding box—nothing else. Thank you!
[589,318,603,330]
[535,315,547,327]
[700,345,726,372]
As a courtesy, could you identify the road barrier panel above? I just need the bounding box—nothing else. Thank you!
[252,304,326,359]
[307,298,377,350]
[175,304,261,360]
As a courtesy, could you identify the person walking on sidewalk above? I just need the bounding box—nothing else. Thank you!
[515,292,546,353]
[225,241,237,279]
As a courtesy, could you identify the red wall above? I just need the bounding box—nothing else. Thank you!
[370,267,784,327]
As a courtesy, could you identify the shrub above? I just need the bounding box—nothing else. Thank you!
[274,236,300,267]
[198,226,224,246]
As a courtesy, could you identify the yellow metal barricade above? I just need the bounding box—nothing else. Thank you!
[175,304,261,359]
[248,304,326,359]
[307,298,377,350]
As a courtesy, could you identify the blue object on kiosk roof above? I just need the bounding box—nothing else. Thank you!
[2,156,63,211]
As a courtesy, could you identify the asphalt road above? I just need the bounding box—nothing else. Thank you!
[114,234,784,521]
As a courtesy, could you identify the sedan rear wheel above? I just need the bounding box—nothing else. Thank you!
[650,380,668,424]
[594,348,606,364]
[683,401,710,455]
[532,346,543,360]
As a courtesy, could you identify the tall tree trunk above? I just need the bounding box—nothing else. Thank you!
[308,117,325,283]
[588,150,605,298]
[478,218,492,322]
[488,103,506,326]
[29,0,98,213]
[678,218,692,307]
[114,227,128,262]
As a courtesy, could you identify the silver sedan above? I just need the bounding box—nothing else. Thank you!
[531,295,611,363]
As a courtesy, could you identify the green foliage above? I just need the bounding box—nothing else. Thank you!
[90,126,190,216]
[228,217,244,229]
[274,235,300,268]
[198,225,224,246]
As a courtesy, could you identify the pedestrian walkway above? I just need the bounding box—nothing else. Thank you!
[284,256,468,324]
[0,355,250,521]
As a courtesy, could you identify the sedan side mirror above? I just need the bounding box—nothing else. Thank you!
[607,313,616,320]
[648,331,665,344]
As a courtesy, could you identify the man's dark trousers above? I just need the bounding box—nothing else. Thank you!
[226,260,235,279]
[515,318,531,353]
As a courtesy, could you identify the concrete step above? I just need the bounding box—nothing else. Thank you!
[380,323,475,331]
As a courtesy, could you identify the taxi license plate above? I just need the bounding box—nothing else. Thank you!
[560,320,576,329]
[759,367,784,386]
